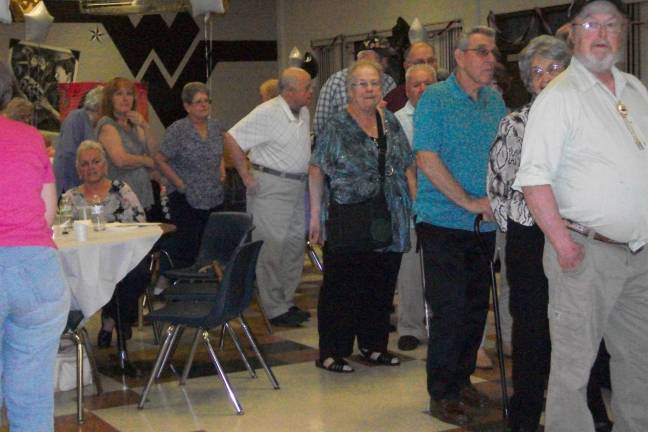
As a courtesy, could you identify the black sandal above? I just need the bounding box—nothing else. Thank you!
[360,349,400,366]
[315,357,354,373]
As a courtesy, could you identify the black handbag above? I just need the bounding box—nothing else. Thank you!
[325,112,393,254]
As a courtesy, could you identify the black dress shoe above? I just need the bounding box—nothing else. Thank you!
[460,384,491,409]
[97,329,112,348]
[289,306,311,320]
[269,311,303,327]
[429,399,470,426]
[594,421,613,432]
[397,335,420,351]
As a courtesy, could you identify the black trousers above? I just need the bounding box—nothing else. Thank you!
[506,220,551,430]
[317,247,402,360]
[417,222,494,400]
[506,219,610,430]
[103,256,150,329]
[167,191,220,268]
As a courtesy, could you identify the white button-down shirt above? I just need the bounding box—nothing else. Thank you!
[229,95,311,174]
[395,101,415,147]
[514,57,648,251]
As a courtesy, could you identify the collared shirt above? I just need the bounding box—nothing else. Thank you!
[487,103,534,232]
[53,108,95,195]
[514,57,648,251]
[160,116,224,210]
[313,68,396,135]
[229,95,310,174]
[311,109,414,253]
[395,101,415,146]
[413,73,507,231]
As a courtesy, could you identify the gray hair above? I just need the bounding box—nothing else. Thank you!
[518,35,571,92]
[4,97,33,122]
[278,67,310,93]
[405,63,437,83]
[76,140,107,169]
[181,82,209,104]
[82,85,104,112]
[456,26,496,51]
[0,62,15,110]
[346,60,383,93]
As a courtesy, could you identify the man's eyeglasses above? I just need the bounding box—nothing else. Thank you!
[192,98,212,105]
[351,80,381,89]
[530,63,565,80]
[463,47,500,59]
[572,21,624,34]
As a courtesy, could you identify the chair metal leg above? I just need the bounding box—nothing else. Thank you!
[156,325,183,380]
[254,287,273,334]
[203,331,243,415]
[238,316,279,389]
[69,331,85,424]
[218,325,226,351]
[138,294,146,332]
[180,328,202,386]
[79,328,103,395]
[138,325,176,409]
[224,323,256,378]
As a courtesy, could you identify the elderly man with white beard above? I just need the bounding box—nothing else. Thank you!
[514,1,648,431]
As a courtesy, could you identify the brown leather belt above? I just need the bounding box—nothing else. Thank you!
[251,163,308,182]
[564,219,624,245]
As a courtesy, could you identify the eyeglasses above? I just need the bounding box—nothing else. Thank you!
[411,58,436,66]
[192,98,212,105]
[530,63,565,80]
[463,46,500,59]
[351,80,381,89]
[572,21,624,34]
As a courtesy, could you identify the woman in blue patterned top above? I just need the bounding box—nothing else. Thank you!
[309,60,416,373]
[63,140,149,349]
[155,82,226,268]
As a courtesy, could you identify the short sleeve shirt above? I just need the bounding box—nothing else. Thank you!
[311,109,414,252]
[229,96,311,174]
[0,117,56,248]
[160,116,224,210]
[413,74,507,231]
[513,58,648,251]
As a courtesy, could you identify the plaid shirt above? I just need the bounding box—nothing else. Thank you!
[313,68,396,136]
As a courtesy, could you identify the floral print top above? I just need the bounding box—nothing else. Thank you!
[311,109,414,253]
[487,103,535,232]
[63,180,146,223]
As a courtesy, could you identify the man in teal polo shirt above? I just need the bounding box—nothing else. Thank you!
[413,25,506,426]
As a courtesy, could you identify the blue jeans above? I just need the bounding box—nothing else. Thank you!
[0,247,69,432]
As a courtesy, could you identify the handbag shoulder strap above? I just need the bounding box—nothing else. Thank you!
[375,111,387,185]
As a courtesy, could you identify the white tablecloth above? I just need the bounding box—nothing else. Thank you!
[54,223,162,320]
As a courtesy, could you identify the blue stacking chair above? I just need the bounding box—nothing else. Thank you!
[138,241,280,415]
[164,211,254,284]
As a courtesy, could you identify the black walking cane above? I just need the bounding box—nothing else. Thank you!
[473,214,510,422]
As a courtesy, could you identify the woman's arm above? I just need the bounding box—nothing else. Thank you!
[308,165,324,244]
[153,151,186,192]
[98,123,155,169]
[41,183,58,227]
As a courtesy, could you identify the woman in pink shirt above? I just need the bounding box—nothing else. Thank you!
[0,62,70,432]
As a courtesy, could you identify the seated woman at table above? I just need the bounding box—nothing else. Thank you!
[62,140,148,347]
